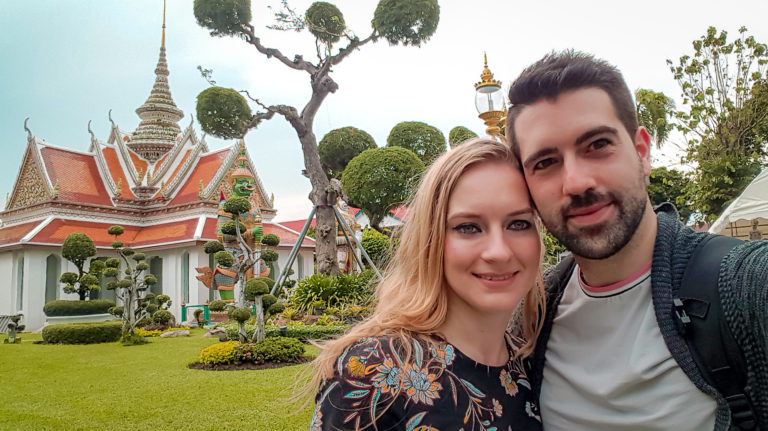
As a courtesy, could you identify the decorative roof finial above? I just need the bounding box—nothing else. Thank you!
[108,109,115,127]
[162,0,166,49]
[128,0,182,164]
[88,120,95,139]
[24,118,31,137]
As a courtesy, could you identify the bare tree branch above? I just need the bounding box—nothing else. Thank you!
[241,24,318,73]
[330,31,377,66]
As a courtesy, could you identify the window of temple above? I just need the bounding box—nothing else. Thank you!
[45,254,60,304]
[182,252,189,304]
[149,257,163,295]
[16,256,24,312]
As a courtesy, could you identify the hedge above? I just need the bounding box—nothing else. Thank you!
[43,299,116,316]
[218,322,348,341]
[41,321,122,344]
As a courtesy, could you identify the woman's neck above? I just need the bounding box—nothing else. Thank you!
[437,302,510,367]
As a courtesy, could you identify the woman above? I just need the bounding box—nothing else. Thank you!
[309,138,545,430]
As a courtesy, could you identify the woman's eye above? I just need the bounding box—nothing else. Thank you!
[453,224,481,234]
[508,220,532,231]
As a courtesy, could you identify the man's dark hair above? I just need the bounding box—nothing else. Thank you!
[505,50,638,157]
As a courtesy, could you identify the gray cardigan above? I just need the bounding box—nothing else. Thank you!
[529,203,768,430]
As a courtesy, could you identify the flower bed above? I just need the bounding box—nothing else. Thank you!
[189,337,307,371]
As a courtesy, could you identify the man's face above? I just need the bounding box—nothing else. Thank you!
[513,87,652,259]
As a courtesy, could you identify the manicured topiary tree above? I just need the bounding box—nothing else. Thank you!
[60,232,104,300]
[448,126,478,148]
[102,225,159,344]
[4,314,25,344]
[245,278,269,342]
[201,196,281,342]
[342,147,424,231]
[193,0,440,275]
[361,228,390,266]
[387,121,446,165]
[318,126,377,179]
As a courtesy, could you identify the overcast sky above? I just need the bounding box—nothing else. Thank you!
[2,0,767,221]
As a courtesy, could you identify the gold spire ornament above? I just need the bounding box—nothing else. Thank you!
[474,52,506,138]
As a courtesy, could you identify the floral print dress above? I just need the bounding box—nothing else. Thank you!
[312,335,541,431]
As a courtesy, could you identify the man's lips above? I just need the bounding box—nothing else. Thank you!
[564,202,615,226]
[565,202,611,218]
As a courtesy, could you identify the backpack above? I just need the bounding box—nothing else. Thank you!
[674,234,756,430]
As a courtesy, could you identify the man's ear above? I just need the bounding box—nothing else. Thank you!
[634,126,652,176]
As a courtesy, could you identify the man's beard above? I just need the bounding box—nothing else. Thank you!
[543,188,647,260]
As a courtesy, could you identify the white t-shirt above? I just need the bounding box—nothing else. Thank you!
[540,264,717,431]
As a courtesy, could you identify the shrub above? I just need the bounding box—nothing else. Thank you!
[245,279,269,300]
[208,300,227,312]
[193,309,204,320]
[290,271,373,312]
[260,234,280,247]
[152,310,173,324]
[219,322,348,341]
[267,302,285,316]
[361,228,390,266]
[254,277,275,290]
[41,321,122,344]
[448,126,478,148]
[260,249,278,263]
[257,337,305,362]
[199,341,239,365]
[43,299,116,316]
[261,294,277,310]
[228,307,252,323]
[233,342,262,364]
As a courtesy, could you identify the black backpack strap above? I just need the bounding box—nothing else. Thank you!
[675,234,757,430]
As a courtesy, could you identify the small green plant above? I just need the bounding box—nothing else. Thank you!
[41,321,122,344]
[208,300,227,312]
[256,337,305,362]
[4,314,25,344]
[152,310,173,325]
[199,340,239,365]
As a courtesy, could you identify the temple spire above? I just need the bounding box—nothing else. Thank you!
[161,0,166,49]
[128,0,182,165]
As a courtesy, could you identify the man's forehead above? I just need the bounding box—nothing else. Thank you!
[513,88,618,153]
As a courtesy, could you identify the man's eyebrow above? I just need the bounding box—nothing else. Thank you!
[575,126,618,146]
[521,125,619,170]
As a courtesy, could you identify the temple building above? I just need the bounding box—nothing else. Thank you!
[0,13,314,331]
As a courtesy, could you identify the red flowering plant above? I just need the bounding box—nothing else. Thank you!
[233,343,263,364]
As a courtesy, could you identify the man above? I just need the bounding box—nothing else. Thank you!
[505,51,768,431]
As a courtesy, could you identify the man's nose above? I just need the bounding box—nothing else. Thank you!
[561,157,596,196]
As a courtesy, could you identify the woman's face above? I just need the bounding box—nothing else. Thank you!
[443,161,541,317]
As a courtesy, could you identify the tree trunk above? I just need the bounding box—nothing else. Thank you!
[252,296,265,343]
[299,130,340,275]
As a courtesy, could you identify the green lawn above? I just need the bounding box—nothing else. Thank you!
[0,329,316,430]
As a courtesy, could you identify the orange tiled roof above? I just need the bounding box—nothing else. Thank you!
[278,219,316,232]
[128,148,148,177]
[156,149,192,198]
[0,221,42,246]
[40,147,113,206]
[169,150,230,206]
[265,222,315,247]
[101,147,136,199]
[30,218,203,248]
[202,217,219,240]
[156,152,169,170]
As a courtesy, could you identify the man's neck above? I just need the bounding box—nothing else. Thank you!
[576,204,657,287]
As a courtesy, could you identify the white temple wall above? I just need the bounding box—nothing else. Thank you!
[19,249,49,331]
[0,252,14,316]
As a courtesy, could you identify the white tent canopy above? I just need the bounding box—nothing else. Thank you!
[709,167,768,240]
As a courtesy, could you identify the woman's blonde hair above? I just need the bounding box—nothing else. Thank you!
[305,137,545,395]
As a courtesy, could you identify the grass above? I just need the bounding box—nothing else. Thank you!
[0,329,317,430]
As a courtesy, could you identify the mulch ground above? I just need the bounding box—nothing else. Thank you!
[188,356,312,371]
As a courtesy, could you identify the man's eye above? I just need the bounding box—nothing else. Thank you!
[453,224,481,234]
[533,158,556,171]
[508,220,532,231]
[589,138,611,151]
